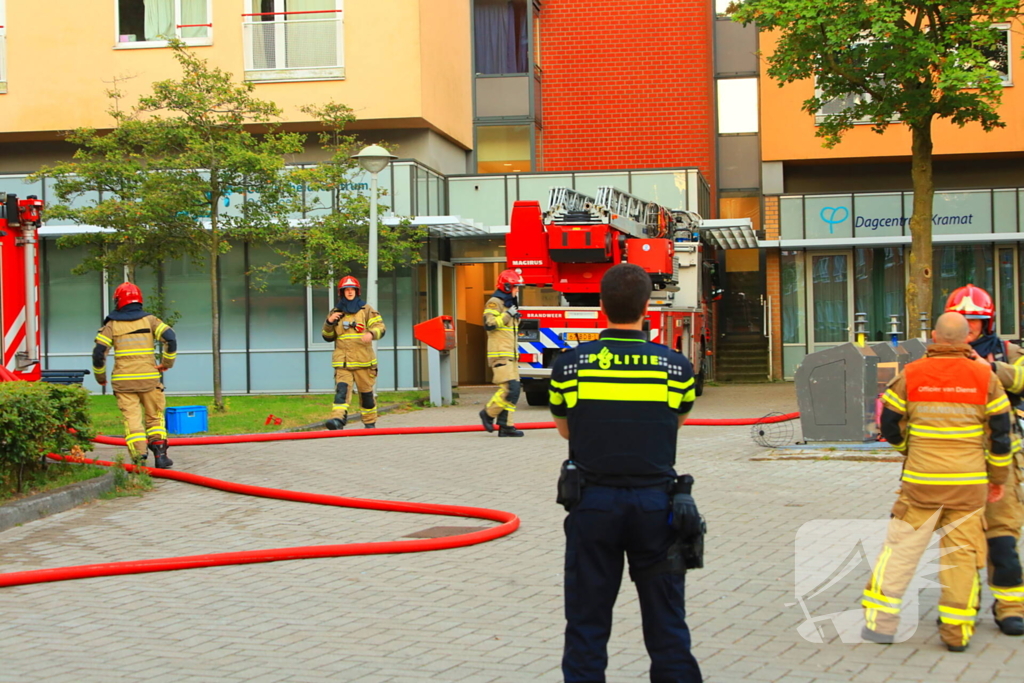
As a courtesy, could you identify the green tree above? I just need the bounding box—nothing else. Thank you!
[730,0,1020,336]
[35,42,305,409]
[279,102,425,292]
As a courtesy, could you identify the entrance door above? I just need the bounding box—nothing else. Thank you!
[716,248,769,382]
[807,251,853,351]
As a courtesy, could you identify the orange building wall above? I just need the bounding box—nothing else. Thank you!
[758,25,1024,162]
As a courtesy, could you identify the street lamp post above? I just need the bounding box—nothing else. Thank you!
[351,145,397,308]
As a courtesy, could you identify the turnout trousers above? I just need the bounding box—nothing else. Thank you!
[115,388,167,458]
[563,485,702,683]
[332,366,378,425]
[863,497,987,649]
[486,357,520,427]
[985,463,1024,619]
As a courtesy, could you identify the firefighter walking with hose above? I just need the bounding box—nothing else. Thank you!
[947,284,1024,637]
[479,269,525,437]
[92,283,177,469]
[323,275,386,430]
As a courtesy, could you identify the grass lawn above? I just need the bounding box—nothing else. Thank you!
[88,392,429,437]
[0,461,108,505]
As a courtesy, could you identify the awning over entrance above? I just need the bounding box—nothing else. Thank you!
[382,216,506,237]
[698,218,759,249]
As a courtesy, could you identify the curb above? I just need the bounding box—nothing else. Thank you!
[0,471,115,534]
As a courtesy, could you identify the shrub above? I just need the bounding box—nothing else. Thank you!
[0,381,95,492]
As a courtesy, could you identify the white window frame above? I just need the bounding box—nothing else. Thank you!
[242,0,345,83]
[0,0,7,94]
[987,24,1012,87]
[113,0,214,50]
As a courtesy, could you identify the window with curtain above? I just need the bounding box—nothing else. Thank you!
[117,0,210,44]
[931,245,994,323]
[811,254,849,344]
[854,247,905,341]
[474,0,528,74]
[781,251,805,344]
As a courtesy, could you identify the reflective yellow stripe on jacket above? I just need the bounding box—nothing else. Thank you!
[907,423,985,439]
[901,470,988,485]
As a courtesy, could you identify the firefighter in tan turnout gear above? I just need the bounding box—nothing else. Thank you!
[92,282,177,469]
[479,269,525,437]
[947,284,1024,636]
[323,275,386,430]
[863,312,1012,652]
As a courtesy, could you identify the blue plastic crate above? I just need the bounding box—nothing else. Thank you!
[165,405,208,435]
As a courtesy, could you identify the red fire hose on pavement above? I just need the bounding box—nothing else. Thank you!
[0,412,798,588]
[0,454,520,589]
[89,412,801,447]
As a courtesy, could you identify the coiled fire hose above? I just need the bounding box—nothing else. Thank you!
[0,412,798,588]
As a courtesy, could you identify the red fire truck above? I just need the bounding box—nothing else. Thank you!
[0,193,44,382]
[507,186,717,406]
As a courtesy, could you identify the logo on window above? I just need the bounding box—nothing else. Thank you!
[820,206,850,234]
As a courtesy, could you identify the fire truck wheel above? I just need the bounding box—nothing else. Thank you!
[694,348,706,397]
[524,382,549,407]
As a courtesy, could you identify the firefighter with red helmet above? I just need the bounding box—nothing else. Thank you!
[947,284,1024,636]
[322,276,386,430]
[92,283,177,468]
[479,269,525,437]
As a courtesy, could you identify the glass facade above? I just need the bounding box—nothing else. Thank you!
[39,241,423,395]
[782,243,1018,378]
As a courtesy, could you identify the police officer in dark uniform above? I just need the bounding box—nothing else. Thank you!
[549,263,702,683]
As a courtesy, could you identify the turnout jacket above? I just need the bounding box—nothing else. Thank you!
[483,295,517,362]
[880,344,1012,510]
[549,329,696,487]
[93,313,176,392]
[987,340,1024,463]
[322,304,385,369]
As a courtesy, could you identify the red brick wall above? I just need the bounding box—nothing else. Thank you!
[537,0,716,202]
[763,196,783,380]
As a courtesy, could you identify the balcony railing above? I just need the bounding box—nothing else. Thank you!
[243,10,343,82]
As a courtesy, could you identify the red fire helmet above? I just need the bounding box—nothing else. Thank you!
[338,275,361,295]
[113,282,144,309]
[945,284,995,334]
[496,269,524,294]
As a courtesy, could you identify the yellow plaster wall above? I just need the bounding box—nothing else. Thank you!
[418,0,473,148]
[758,23,1024,162]
[0,0,471,149]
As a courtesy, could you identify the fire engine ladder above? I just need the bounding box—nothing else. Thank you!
[545,187,648,239]
[596,186,679,239]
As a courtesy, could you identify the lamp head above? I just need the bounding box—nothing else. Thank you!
[352,145,397,174]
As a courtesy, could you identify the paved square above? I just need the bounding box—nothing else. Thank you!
[1,385,1021,682]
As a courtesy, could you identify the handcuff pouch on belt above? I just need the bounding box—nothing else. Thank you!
[557,459,583,511]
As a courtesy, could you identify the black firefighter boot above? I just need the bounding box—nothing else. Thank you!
[149,440,173,469]
[994,603,1024,636]
[496,411,524,437]
[326,416,347,430]
[479,409,495,433]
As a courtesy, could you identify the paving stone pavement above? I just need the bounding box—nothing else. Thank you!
[1,384,1022,682]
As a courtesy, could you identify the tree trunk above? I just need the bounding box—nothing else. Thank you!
[210,204,223,411]
[906,120,935,339]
